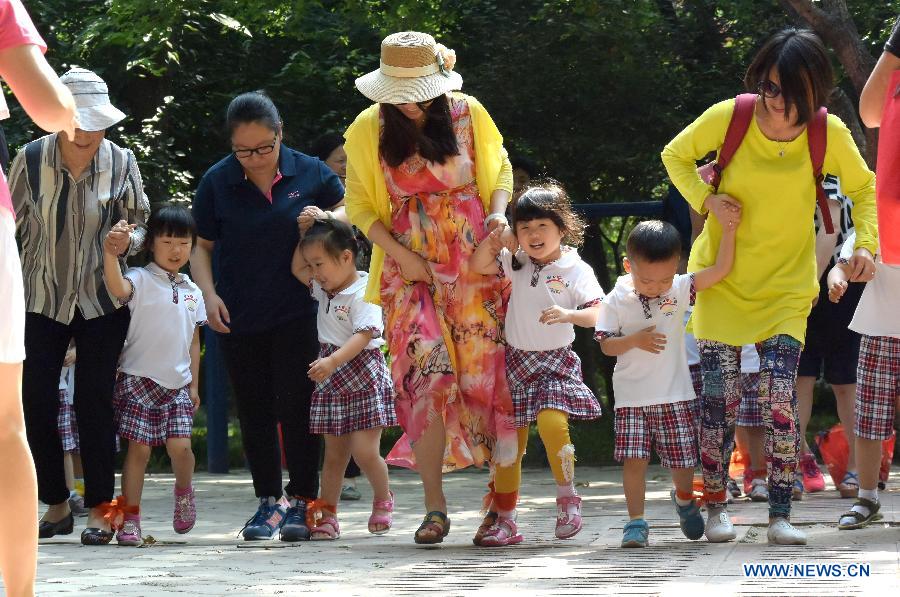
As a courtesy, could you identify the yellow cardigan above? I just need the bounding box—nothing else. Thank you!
[661,99,878,346]
[343,92,512,304]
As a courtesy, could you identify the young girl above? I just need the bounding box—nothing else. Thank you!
[102,205,206,546]
[470,183,604,546]
[290,216,395,541]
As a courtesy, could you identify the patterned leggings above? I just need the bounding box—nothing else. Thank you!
[697,335,802,518]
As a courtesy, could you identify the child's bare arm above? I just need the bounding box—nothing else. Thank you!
[290,243,313,286]
[827,262,853,303]
[469,226,504,275]
[541,305,600,328]
[597,326,666,356]
[693,221,738,292]
[308,331,373,383]
[102,225,133,300]
[189,327,201,409]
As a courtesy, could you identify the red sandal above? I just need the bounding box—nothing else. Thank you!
[308,501,340,541]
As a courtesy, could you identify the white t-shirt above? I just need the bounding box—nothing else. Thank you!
[310,272,385,350]
[0,208,25,363]
[684,307,758,372]
[118,264,207,390]
[499,246,604,351]
[596,273,696,408]
[839,233,900,338]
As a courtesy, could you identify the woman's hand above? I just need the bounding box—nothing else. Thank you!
[308,355,337,383]
[204,293,231,334]
[105,219,135,256]
[703,194,742,229]
[499,226,518,253]
[396,249,433,284]
[484,213,508,233]
[298,206,329,235]
[847,248,876,282]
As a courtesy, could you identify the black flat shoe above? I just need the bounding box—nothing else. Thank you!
[38,512,74,539]
[80,527,113,545]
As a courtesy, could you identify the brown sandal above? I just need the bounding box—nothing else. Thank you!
[414,511,450,544]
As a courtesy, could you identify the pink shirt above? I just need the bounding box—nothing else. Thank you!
[0,0,47,218]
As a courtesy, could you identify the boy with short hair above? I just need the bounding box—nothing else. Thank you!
[595,218,738,547]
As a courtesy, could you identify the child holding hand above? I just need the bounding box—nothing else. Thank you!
[595,218,739,548]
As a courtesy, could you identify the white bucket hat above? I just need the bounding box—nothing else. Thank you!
[59,68,126,132]
[355,32,462,104]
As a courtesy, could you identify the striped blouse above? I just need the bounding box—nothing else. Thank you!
[9,133,150,324]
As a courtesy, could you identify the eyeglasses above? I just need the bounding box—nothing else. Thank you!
[757,80,782,99]
[232,138,277,159]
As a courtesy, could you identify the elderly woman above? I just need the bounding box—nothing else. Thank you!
[9,67,150,546]
[344,31,518,544]
[662,29,877,545]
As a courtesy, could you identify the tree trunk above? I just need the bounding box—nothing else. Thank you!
[777,0,878,166]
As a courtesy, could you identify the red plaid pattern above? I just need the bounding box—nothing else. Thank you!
[310,344,397,435]
[855,335,900,441]
[505,345,601,428]
[57,389,79,452]
[736,372,762,428]
[113,374,194,446]
[614,399,698,469]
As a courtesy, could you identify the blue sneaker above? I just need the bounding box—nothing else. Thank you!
[671,490,704,540]
[240,497,287,541]
[280,498,311,542]
[621,519,649,548]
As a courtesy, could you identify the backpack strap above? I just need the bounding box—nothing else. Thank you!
[704,93,757,191]
[807,107,834,234]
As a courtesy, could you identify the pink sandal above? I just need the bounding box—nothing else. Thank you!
[555,495,583,539]
[310,516,340,540]
[368,491,394,535]
[479,515,524,547]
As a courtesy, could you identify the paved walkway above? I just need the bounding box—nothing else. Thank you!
[35,466,899,596]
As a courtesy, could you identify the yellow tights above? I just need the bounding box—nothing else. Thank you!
[495,409,575,494]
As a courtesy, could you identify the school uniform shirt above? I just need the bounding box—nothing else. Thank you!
[118,264,207,390]
[596,273,696,408]
[840,233,900,339]
[499,246,604,352]
[192,145,344,335]
[310,273,385,350]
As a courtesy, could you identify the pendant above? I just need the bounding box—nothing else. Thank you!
[779,150,785,157]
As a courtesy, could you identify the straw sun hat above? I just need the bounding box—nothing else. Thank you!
[59,68,126,132]
[355,32,462,104]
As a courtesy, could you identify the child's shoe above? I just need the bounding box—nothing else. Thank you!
[68,491,89,517]
[310,515,340,541]
[671,490,704,540]
[727,478,741,499]
[621,519,649,548]
[116,517,142,546]
[173,486,196,534]
[748,478,769,502]
[555,495,583,539]
[367,491,394,535]
[837,471,860,499]
[704,505,736,542]
[767,518,806,545]
[791,477,804,501]
[799,453,825,493]
[479,515,524,547]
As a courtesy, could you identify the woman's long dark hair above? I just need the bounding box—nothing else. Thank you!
[379,94,459,167]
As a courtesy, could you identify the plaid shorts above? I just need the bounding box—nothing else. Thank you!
[506,345,601,428]
[855,335,900,441]
[310,345,397,436]
[736,372,763,428]
[113,374,194,446]
[57,389,79,453]
[614,399,698,469]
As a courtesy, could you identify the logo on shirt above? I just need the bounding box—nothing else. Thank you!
[288,190,301,199]
[658,296,678,316]
[183,294,199,312]
[333,305,350,322]
[545,275,569,295]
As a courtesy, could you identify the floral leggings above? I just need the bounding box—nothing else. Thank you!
[697,334,802,518]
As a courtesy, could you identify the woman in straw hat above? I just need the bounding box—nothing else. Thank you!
[344,31,520,544]
[8,67,150,546]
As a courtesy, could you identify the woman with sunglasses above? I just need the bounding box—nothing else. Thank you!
[662,28,877,545]
[191,91,345,541]
[344,32,519,545]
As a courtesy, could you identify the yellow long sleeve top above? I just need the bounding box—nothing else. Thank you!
[661,99,878,346]
[343,92,512,304]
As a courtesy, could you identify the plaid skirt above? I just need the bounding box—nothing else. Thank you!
[506,345,601,428]
[113,373,195,446]
[310,344,397,435]
[57,389,80,452]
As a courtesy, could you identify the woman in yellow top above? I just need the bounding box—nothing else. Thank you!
[662,29,877,546]
[343,32,519,544]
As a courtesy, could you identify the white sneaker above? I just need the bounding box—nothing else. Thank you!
[767,518,806,545]
[749,478,769,502]
[705,506,737,542]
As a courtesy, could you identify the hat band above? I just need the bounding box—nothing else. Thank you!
[379,61,440,78]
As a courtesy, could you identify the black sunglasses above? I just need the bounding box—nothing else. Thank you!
[757,80,781,99]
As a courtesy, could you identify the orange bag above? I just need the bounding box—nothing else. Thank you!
[815,423,895,487]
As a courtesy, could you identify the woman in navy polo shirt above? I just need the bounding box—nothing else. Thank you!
[191,92,345,541]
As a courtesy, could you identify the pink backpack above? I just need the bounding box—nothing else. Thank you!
[697,93,834,233]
